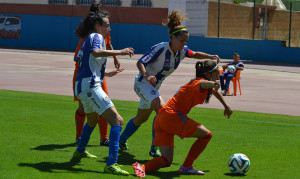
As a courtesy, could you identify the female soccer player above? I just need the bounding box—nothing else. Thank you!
[71,10,134,176]
[132,60,233,177]
[119,9,220,157]
[73,4,122,147]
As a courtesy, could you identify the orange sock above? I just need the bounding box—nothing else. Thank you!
[142,156,171,173]
[75,109,86,138]
[182,132,212,167]
[98,115,108,141]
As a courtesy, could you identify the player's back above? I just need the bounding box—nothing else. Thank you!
[163,78,210,114]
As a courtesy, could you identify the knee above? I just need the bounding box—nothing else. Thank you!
[162,156,172,167]
[219,75,224,80]
[116,115,124,126]
[133,115,148,125]
[203,131,212,140]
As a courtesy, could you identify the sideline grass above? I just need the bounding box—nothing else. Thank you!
[0,89,299,178]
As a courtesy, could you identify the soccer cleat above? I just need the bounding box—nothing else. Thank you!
[149,146,162,158]
[104,164,130,176]
[132,162,146,178]
[72,150,97,159]
[100,138,109,147]
[75,137,81,145]
[119,141,130,150]
[178,166,204,175]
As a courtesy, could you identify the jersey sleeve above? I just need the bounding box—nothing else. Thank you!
[139,44,164,66]
[183,46,193,58]
[238,62,245,68]
[90,34,103,52]
[74,38,82,61]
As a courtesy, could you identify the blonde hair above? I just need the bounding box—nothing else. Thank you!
[162,9,189,36]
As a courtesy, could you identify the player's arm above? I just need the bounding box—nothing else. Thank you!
[92,48,134,58]
[107,43,120,69]
[137,61,157,86]
[191,51,220,63]
[213,90,233,118]
[105,68,124,77]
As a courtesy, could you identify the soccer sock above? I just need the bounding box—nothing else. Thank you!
[107,125,122,166]
[76,123,95,153]
[142,156,171,173]
[75,109,86,138]
[119,118,140,143]
[182,132,212,167]
[151,116,156,149]
[98,115,108,141]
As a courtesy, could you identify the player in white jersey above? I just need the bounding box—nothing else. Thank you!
[71,11,134,176]
[119,9,220,157]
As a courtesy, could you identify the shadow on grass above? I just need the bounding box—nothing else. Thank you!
[18,159,101,173]
[31,143,101,151]
[146,169,210,179]
[31,143,76,151]
[224,172,247,177]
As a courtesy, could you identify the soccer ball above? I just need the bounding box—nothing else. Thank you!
[226,65,236,74]
[228,153,250,174]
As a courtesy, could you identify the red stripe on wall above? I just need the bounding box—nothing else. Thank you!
[0,3,168,25]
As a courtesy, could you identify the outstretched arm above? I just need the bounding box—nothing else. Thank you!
[213,90,233,118]
[92,48,134,58]
[192,51,220,63]
[105,68,124,77]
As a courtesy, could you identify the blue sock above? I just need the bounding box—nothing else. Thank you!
[107,125,122,166]
[151,116,156,150]
[76,123,95,153]
[119,118,140,143]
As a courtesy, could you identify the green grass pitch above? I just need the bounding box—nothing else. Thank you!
[0,89,299,178]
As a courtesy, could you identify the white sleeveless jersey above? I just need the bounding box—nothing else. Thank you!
[136,42,193,89]
[74,33,107,96]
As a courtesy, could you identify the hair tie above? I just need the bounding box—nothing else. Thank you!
[170,28,188,36]
[206,65,218,73]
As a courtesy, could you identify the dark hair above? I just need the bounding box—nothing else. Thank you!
[89,3,100,13]
[89,3,109,17]
[75,7,110,39]
[162,9,189,38]
[195,60,218,103]
[234,53,240,57]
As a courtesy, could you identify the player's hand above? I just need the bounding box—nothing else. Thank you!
[106,68,124,77]
[211,55,220,64]
[113,56,120,69]
[214,80,220,91]
[224,106,233,119]
[120,48,134,57]
[145,75,157,86]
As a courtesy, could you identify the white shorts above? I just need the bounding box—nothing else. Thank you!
[134,80,160,109]
[78,86,114,115]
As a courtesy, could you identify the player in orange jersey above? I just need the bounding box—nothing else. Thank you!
[132,60,233,177]
[73,4,122,146]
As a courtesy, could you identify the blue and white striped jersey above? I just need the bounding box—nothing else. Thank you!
[136,42,193,88]
[75,33,107,96]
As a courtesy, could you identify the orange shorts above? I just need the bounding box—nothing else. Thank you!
[153,109,200,147]
[73,63,108,101]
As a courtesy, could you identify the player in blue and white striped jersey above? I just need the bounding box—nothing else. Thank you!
[71,11,134,176]
[119,10,220,158]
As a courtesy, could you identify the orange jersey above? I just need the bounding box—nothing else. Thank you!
[163,78,214,114]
